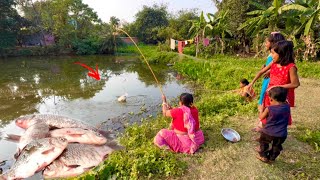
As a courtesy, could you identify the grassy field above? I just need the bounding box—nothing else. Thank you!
[77,46,320,179]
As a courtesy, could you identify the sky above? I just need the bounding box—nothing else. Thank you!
[82,0,217,23]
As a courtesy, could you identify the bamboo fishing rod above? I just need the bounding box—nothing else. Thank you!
[117,28,164,96]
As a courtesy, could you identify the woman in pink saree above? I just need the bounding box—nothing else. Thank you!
[154,93,205,154]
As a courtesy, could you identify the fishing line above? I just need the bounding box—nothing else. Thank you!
[193,89,233,93]
[117,29,165,96]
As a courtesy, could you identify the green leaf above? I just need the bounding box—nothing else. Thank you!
[249,0,267,10]
[237,16,261,30]
[247,10,264,15]
[304,15,314,35]
[279,4,308,14]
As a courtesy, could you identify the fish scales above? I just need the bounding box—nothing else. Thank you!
[3,137,68,180]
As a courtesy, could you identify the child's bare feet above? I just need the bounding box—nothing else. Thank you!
[256,155,269,163]
[251,127,262,132]
[254,146,261,153]
[251,136,260,142]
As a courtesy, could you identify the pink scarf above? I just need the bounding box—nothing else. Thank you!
[180,105,198,153]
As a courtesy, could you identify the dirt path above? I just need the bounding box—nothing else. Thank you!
[181,78,320,179]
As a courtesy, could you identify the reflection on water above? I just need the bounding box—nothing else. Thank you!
[0,55,190,163]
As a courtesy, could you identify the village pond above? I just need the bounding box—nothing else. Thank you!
[0,55,191,170]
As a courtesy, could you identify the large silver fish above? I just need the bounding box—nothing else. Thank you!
[49,128,107,145]
[43,143,115,178]
[16,123,49,154]
[1,137,68,180]
[14,114,111,137]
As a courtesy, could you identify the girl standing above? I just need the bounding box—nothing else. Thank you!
[258,32,285,113]
[248,40,300,125]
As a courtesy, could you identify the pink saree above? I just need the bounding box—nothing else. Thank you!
[154,106,205,154]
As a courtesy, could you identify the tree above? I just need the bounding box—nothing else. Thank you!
[189,11,213,57]
[20,0,101,47]
[133,4,169,44]
[110,16,120,28]
[207,10,232,54]
[238,0,285,36]
[168,9,199,40]
[0,0,21,50]
[279,0,320,36]
[214,0,250,34]
[110,16,120,50]
[212,0,254,53]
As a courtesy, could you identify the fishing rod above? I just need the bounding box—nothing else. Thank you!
[116,28,165,96]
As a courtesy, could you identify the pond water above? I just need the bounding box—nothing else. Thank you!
[0,55,191,172]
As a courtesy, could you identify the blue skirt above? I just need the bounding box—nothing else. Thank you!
[258,78,270,105]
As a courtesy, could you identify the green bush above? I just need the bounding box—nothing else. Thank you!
[0,45,69,57]
[17,49,32,56]
[156,41,171,52]
[183,44,196,56]
[298,130,320,151]
[72,37,102,55]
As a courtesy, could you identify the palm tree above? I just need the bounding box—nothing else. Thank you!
[110,16,120,51]
[189,11,213,57]
[207,10,232,54]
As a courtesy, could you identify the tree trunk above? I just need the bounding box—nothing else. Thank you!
[196,33,199,58]
[113,34,117,52]
[30,0,46,46]
[219,37,224,54]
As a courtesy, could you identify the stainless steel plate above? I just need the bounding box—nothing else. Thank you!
[221,128,241,142]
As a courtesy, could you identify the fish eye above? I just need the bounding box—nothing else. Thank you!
[59,137,67,141]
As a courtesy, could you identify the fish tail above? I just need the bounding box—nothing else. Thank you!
[98,130,115,139]
[3,134,21,143]
[106,141,125,151]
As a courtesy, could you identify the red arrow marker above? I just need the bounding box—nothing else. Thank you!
[74,62,100,80]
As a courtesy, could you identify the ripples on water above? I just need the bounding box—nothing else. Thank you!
[0,55,191,166]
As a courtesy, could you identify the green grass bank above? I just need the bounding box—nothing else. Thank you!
[75,45,320,179]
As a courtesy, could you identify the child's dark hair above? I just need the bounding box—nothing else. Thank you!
[272,40,295,66]
[268,87,288,103]
[180,93,193,107]
[240,78,249,85]
[267,33,285,51]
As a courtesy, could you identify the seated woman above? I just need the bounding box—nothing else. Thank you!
[238,78,256,101]
[154,93,205,154]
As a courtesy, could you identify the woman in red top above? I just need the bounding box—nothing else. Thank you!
[248,40,300,125]
[154,93,204,154]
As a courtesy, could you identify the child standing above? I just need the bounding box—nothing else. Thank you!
[256,87,290,163]
[258,32,285,113]
[248,40,300,125]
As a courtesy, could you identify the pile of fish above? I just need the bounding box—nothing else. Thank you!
[0,114,123,179]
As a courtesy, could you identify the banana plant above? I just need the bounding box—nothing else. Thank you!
[279,0,320,36]
[238,0,285,36]
[207,10,232,54]
[189,11,213,57]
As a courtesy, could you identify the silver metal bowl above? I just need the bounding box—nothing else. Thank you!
[221,128,241,142]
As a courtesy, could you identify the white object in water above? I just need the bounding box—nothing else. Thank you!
[221,128,241,142]
[117,93,128,102]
